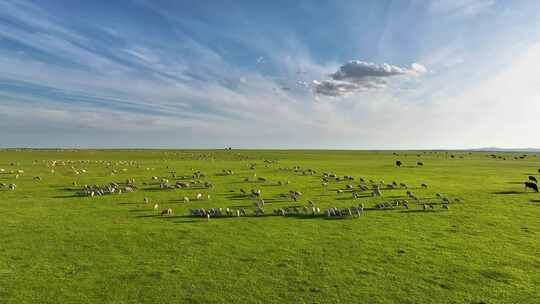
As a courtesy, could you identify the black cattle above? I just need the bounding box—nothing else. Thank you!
[538,168,540,174]
[417,162,423,166]
[396,160,402,167]
[525,182,539,192]
[528,176,538,183]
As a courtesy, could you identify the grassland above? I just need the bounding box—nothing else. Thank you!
[0,149,538,304]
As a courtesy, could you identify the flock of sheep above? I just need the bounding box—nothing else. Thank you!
[106,160,459,220]
[0,155,468,222]
[9,152,540,222]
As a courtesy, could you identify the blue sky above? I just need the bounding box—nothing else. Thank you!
[0,0,539,148]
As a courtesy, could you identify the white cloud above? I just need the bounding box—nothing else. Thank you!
[313,60,426,97]
[312,80,361,97]
[410,62,428,74]
[331,61,408,80]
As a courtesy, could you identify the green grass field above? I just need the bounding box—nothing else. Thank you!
[0,149,538,304]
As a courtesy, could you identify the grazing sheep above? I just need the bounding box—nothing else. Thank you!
[183,196,190,203]
[161,208,173,216]
[273,208,285,216]
[375,201,393,209]
[254,207,264,216]
[356,204,364,216]
[358,185,369,191]
[289,190,301,201]
[154,203,159,211]
[144,197,149,204]
[423,204,434,211]
[196,193,203,200]
[525,182,539,192]
[402,200,409,209]
[325,208,334,217]
[176,182,190,188]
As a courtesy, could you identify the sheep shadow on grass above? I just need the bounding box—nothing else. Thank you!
[128,209,149,212]
[399,209,445,214]
[51,194,82,198]
[491,191,524,195]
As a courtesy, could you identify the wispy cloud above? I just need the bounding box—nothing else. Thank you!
[0,0,538,148]
[428,0,495,17]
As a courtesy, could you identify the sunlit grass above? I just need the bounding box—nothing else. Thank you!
[0,149,538,303]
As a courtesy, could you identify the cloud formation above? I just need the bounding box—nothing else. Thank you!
[313,61,427,97]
